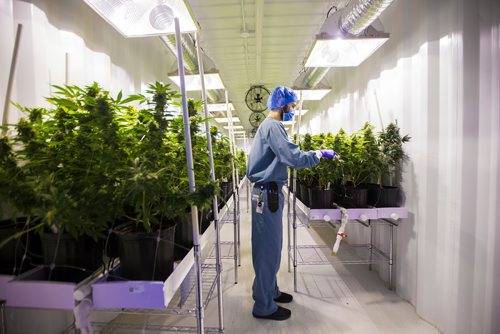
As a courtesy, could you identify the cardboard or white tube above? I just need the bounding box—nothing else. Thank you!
[73,298,92,333]
[73,285,91,301]
[332,209,348,256]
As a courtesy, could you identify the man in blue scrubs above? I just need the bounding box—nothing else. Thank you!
[246,86,337,320]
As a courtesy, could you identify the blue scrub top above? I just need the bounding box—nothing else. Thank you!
[246,117,319,186]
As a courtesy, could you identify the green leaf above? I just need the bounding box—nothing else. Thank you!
[122,94,146,104]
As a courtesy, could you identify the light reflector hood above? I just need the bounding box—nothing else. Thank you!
[83,0,197,37]
[169,73,225,91]
[304,9,389,67]
[305,37,388,67]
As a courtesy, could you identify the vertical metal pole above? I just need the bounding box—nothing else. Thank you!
[2,24,22,135]
[287,118,296,272]
[236,188,241,267]
[292,92,304,292]
[65,52,69,85]
[195,31,224,332]
[287,169,291,272]
[226,90,238,284]
[245,135,250,213]
[175,19,204,334]
[369,220,373,271]
[0,300,6,334]
[389,224,394,290]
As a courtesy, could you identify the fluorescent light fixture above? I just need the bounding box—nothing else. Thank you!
[282,120,296,126]
[214,117,240,123]
[224,125,244,130]
[169,73,225,91]
[232,131,246,134]
[207,103,234,112]
[305,37,389,67]
[304,9,389,67]
[83,0,197,37]
[295,89,331,100]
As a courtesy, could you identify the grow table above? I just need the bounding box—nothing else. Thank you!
[89,180,244,333]
[286,187,408,291]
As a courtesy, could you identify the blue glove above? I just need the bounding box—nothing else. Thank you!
[319,149,337,159]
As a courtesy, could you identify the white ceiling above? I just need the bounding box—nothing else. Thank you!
[186,0,350,133]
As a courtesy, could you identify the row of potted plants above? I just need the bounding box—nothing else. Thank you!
[0,82,242,281]
[294,122,410,208]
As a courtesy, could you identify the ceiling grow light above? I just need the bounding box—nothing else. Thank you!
[214,117,240,123]
[223,125,244,130]
[294,89,331,101]
[169,72,225,91]
[208,103,234,112]
[304,9,389,67]
[83,0,197,37]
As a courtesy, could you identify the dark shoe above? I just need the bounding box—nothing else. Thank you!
[274,292,293,303]
[252,306,291,321]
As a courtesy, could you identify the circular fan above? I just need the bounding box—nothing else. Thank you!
[250,127,258,138]
[249,112,266,128]
[245,85,270,112]
[149,4,174,30]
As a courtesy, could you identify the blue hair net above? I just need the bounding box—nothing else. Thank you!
[267,86,298,110]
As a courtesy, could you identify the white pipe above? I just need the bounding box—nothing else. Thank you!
[340,0,395,36]
[332,208,348,256]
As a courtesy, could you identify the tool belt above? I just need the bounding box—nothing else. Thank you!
[254,182,279,212]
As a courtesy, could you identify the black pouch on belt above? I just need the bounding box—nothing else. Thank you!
[267,182,279,212]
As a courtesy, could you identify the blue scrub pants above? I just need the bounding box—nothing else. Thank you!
[251,184,285,316]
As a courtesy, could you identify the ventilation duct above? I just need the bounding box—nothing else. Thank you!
[301,0,395,89]
[340,0,395,36]
[160,35,222,102]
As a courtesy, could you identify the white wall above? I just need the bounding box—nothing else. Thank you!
[1,0,176,126]
[301,0,500,333]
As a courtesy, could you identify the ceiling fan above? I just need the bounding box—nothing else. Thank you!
[249,112,266,128]
[245,85,270,112]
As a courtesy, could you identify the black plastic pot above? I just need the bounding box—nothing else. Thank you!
[294,182,302,201]
[115,221,176,281]
[199,209,213,235]
[299,183,310,207]
[174,213,192,261]
[40,233,103,272]
[26,265,92,283]
[220,181,229,201]
[0,219,40,274]
[324,188,336,209]
[338,186,368,208]
[105,220,129,259]
[308,187,324,209]
[364,183,382,206]
[377,186,400,207]
[307,187,337,209]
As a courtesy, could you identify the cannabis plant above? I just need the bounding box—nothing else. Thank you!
[378,121,411,185]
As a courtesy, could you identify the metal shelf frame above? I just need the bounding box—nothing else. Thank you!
[286,187,407,291]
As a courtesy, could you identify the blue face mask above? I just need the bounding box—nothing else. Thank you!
[283,108,295,122]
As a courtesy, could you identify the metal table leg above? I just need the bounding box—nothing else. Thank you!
[389,224,394,290]
[369,220,373,271]
[287,181,291,273]
[0,300,6,334]
[233,191,238,284]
